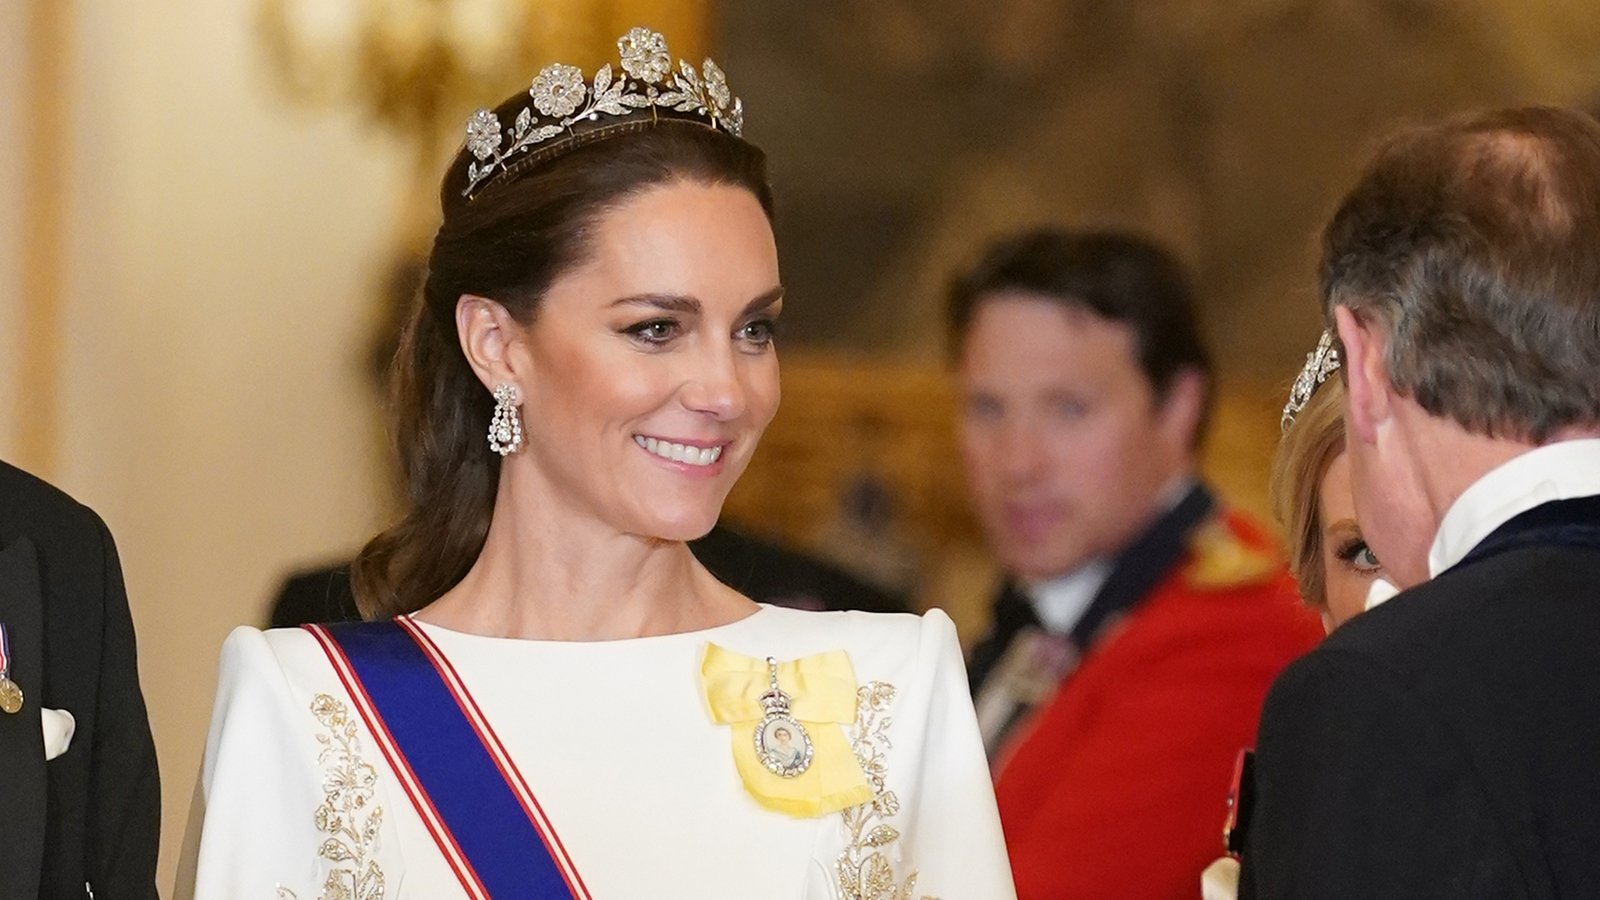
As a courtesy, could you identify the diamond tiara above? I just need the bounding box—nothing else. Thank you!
[458,27,744,201]
[1280,329,1342,431]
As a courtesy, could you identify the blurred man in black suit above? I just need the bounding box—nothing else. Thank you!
[0,461,160,899]
[1240,107,1600,897]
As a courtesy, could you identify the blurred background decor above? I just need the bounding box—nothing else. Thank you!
[257,0,711,258]
[6,0,1600,887]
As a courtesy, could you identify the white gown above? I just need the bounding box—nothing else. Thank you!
[181,605,1017,899]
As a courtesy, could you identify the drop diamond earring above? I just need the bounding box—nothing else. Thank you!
[488,383,524,456]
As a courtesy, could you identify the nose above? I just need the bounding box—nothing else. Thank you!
[680,343,748,421]
[994,418,1049,486]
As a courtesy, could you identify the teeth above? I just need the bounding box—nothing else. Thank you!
[633,435,723,466]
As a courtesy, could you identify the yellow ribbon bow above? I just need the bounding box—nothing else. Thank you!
[700,644,873,818]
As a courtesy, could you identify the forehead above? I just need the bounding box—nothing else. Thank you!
[561,180,777,300]
[958,293,1144,388]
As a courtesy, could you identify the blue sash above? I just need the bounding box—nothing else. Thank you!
[307,619,588,900]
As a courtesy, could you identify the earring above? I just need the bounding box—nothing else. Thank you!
[488,383,524,456]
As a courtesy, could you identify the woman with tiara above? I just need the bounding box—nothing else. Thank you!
[1204,333,1401,900]
[1270,332,1397,633]
[178,28,1014,900]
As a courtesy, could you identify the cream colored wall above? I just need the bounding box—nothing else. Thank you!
[1,3,26,457]
[37,0,405,887]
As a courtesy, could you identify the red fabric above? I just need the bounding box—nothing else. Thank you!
[994,511,1324,900]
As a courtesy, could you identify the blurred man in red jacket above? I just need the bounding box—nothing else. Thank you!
[950,230,1322,899]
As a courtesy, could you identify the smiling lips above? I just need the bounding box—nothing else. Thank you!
[634,435,726,467]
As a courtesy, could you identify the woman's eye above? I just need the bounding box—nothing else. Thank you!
[626,319,679,344]
[1353,545,1381,570]
[739,318,777,346]
[1337,538,1382,572]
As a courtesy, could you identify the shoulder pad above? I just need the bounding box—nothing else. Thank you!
[1184,519,1281,590]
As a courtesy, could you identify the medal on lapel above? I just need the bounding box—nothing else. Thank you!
[0,622,23,714]
[754,656,813,778]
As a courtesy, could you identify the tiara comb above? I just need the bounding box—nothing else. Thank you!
[460,27,744,200]
[1280,329,1341,431]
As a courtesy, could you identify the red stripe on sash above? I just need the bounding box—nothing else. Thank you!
[396,616,594,900]
[306,624,492,900]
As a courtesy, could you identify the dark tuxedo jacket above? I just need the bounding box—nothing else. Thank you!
[1239,496,1600,898]
[0,462,160,900]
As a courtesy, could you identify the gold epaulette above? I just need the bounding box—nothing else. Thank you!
[1184,518,1281,590]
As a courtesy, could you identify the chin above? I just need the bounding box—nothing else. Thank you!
[1003,548,1088,582]
[633,506,723,543]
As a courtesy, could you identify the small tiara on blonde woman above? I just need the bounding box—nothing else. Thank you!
[1280,330,1341,431]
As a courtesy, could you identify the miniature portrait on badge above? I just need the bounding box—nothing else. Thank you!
[755,656,815,777]
[756,715,813,776]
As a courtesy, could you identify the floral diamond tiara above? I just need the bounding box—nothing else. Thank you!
[1280,329,1342,431]
[459,27,744,200]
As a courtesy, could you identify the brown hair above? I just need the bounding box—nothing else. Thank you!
[1321,106,1600,442]
[351,121,774,619]
[947,229,1214,447]
[1269,380,1346,609]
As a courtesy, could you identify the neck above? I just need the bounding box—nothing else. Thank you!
[415,463,754,641]
[1395,408,1543,549]
[1551,424,1600,443]
[1408,420,1600,526]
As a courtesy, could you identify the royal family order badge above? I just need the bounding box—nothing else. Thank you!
[0,623,22,714]
[754,656,814,778]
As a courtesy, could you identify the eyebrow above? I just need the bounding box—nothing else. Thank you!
[609,286,785,317]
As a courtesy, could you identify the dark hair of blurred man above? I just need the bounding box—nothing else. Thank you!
[1240,106,1600,899]
[950,229,1322,900]
[0,461,161,898]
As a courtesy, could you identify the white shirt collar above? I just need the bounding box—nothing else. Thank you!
[1428,438,1600,577]
[1025,559,1113,634]
[1022,475,1196,633]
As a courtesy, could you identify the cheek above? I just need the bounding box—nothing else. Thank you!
[968,442,1023,529]
[745,358,780,426]
[958,422,1000,488]
[1322,563,1376,629]
[1068,414,1160,484]
[535,342,670,429]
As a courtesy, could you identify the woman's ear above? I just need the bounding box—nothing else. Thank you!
[456,295,528,391]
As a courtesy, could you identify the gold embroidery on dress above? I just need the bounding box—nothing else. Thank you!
[836,681,938,900]
[298,693,386,900]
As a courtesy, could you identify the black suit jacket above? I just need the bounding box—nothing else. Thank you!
[0,462,160,900]
[1239,497,1600,898]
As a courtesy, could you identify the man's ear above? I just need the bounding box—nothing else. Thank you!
[1333,305,1391,445]
[456,294,528,392]
[1156,367,1208,458]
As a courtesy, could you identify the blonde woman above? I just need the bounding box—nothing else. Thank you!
[1203,332,1397,900]
[1270,332,1395,632]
